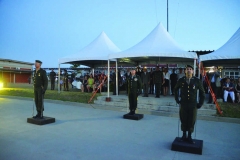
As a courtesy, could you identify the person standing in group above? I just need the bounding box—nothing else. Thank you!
[174,65,205,144]
[124,68,131,94]
[127,68,142,115]
[177,68,185,80]
[163,67,170,96]
[70,71,76,89]
[50,69,56,90]
[87,74,94,92]
[170,69,178,95]
[141,67,150,97]
[63,69,69,91]
[207,66,220,104]
[149,68,154,94]
[235,77,240,103]
[153,66,164,98]
[33,60,48,119]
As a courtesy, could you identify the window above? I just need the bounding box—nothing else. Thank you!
[224,71,240,79]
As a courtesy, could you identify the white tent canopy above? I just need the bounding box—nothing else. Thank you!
[58,31,120,67]
[200,27,240,61]
[108,22,197,64]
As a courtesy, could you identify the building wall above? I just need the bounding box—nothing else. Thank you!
[0,59,33,84]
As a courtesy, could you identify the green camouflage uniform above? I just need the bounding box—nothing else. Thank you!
[128,74,142,112]
[33,68,48,114]
[174,76,205,133]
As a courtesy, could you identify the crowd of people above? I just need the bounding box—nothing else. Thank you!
[47,66,240,103]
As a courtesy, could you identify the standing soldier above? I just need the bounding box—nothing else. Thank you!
[127,68,142,115]
[33,60,48,119]
[141,67,150,97]
[153,66,164,98]
[174,65,205,144]
[50,69,56,90]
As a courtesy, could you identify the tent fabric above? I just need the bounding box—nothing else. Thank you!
[58,32,120,64]
[108,23,197,60]
[200,27,240,61]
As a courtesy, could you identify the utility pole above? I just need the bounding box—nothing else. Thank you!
[167,0,169,32]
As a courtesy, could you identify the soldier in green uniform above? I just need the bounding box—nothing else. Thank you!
[153,66,164,98]
[174,65,205,144]
[33,60,48,119]
[127,68,142,115]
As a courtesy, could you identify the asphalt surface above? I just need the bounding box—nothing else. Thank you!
[0,96,240,160]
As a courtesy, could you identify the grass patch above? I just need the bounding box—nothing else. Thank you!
[0,88,99,104]
[217,102,240,118]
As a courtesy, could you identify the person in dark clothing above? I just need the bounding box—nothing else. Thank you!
[63,69,69,91]
[33,60,48,119]
[153,66,164,98]
[50,69,56,90]
[174,65,205,144]
[149,68,154,94]
[170,69,178,95]
[141,67,150,97]
[124,68,131,94]
[127,68,142,115]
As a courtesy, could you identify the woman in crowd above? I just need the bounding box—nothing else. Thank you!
[235,77,240,103]
[87,74,94,92]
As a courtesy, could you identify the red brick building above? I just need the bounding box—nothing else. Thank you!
[0,59,33,84]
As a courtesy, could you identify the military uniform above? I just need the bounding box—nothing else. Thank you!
[33,62,48,118]
[174,73,205,143]
[127,74,142,115]
[153,69,163,97]
[50,70,56,90]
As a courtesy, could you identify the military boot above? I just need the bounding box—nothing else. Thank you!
[187,132,195,144]
[33,112,40,119]
[180,132,187,141]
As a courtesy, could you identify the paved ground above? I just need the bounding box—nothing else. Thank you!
[0,96,240,160]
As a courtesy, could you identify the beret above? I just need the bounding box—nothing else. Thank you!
[186,65,193,69]
[35,60,42,64]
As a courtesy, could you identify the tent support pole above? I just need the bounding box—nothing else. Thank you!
[116,61,118,96]
[107,59,110,98]
[193,59,196,76]
[58,63,60,93]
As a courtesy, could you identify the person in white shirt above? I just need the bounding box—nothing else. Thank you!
[162,67,170,96]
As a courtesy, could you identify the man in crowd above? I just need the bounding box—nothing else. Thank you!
[124,68,131,94]
[63,69,69,91]
[127,68,142,115]
[170,69,178,95]
[223,77,235,103]
[207,66,220,104]
[153,66,163,98]
[112,69,121,95]
[33,60,48,119]
[141,67,150,97]
[49,69,56,90]
[174,65,205,144]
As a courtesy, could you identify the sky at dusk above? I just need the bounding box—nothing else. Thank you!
[0,0,240,67]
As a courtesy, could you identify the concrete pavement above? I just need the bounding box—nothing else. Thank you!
[0,96,240,160]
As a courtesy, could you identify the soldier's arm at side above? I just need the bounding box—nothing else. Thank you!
[43,70,48,91]
[174,79,181,102]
